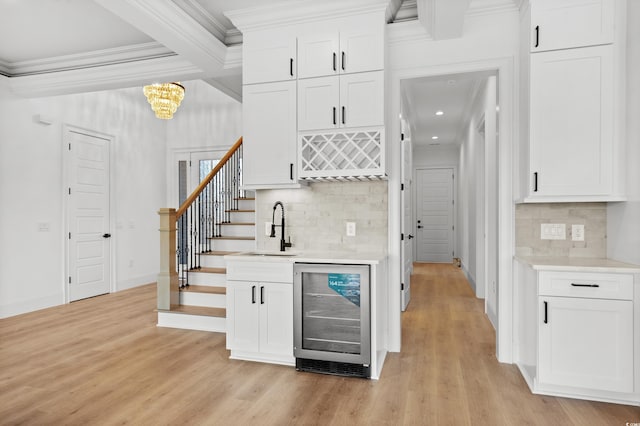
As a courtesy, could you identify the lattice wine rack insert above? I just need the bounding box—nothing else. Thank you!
[299,130,384,179]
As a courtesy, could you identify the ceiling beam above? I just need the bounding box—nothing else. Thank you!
[416,0,471,40]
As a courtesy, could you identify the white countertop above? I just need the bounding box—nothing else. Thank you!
[515,255,640,273]
[225,250,386,265]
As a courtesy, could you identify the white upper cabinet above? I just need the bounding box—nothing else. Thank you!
[243,29,297,85]
[297,14,384,79]
[298,71,383,131]
[529,45,614,196]
[243,80,298,188]
[530,0,614,52]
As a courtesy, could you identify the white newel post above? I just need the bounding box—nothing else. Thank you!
[158,208,179,310]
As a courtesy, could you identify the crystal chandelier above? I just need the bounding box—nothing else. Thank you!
[143,82,185,119]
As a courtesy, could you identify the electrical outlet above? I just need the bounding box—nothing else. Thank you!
[346,222,356,237]
[572,224,585,241]
[541,223,566,240]
[265,222,272,236]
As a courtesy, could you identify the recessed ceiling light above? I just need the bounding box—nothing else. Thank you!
[431,136,439,140]
[435,110,444,116]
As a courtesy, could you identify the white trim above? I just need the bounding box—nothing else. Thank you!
[9,56,204,98]
[117,274,157,292]
[0,292,64,319]
[388,57,515,362]
[226,1,389,32]
[62,125,117,304]
[4,42,173,77]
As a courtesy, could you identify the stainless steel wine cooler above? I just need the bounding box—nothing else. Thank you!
[293,263,371,378]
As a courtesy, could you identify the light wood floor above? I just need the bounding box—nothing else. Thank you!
[1,264,638,425]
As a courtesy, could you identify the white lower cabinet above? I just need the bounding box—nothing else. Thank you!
[227,281,293,364]
[538,296,633,393]
[515,262,639,405]
[226,259,294,366]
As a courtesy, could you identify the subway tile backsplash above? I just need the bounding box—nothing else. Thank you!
[255,181,388,253]
[515,203,606,258]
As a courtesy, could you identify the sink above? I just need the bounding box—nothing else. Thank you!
[243,251,298,257]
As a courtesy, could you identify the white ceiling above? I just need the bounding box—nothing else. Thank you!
[0,0,514,142]
[401,71,495,147]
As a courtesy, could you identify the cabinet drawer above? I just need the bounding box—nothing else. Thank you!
[539,272,633,300]
[227,261,293,283]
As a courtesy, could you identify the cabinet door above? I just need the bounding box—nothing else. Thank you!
[529,45,613,196]
[340,71,384,128]
[530,0,614,52]
[259,283,294,356]
[298,76,340,131]
[339,27,384,74]
[298,32,339,79]
[538,296,633,393]
[227,281,259,352]
[243,81,297,186]
[243,31,296,84]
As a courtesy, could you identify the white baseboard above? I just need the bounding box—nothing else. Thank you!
[116,273,156,292]
[0,292,64,319]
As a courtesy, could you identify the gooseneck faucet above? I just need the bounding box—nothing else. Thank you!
[270,201,292,252]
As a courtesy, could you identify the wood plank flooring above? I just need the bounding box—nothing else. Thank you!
[1,263,638,425]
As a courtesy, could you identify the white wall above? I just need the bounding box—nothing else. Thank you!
[608,1,640,265]
[0,84,168,317]
[166,80,242,151]
[413,144,459,168]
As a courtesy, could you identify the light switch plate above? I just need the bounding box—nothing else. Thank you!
[541,223,566,240]
[572,224,585,241]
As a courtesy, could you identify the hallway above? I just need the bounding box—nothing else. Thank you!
[0,264,637,425]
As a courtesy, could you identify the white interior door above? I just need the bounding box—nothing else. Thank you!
[416,168,454,263]
[401,135,413,311]
[67,128,111,302]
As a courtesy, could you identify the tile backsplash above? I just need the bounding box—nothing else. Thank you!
[255,181,388,253]
[515,203,606,258]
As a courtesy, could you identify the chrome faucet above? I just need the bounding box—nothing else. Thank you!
[270,201,292,252]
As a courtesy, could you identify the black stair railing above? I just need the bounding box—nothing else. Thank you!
[176,137,243,287]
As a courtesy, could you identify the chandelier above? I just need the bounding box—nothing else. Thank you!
[143,82,185,119]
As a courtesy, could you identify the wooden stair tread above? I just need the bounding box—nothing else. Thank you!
[235,197,255,201]
[209,236,255,241]
[167,305,226,318]
[201,251,238,256]
[181,285,226,295]
[188,267,226,274]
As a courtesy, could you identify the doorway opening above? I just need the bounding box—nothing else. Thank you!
[399,71,499,326]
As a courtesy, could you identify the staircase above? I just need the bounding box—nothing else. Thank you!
[157,137,256,332]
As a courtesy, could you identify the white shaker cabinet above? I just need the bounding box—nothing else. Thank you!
[518,0,624,202]
[297,19,383,79]
[538,296,633,393]
[242,80,299,189]
[530,0,614,52]
[243,30,297,84]
[298,70,384,131]
[226,259,294,366]
[529,45,614,197]
[514,260,639,405]
[227,280,294,362]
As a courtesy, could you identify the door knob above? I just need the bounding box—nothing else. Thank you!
[417,225,423,229]
[103,233,111,238]
[407,234,414,239]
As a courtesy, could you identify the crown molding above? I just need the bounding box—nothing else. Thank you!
[8,55,204,98]
[173,0,243,45]
[225,0,389,33]
[2,42,174,77]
